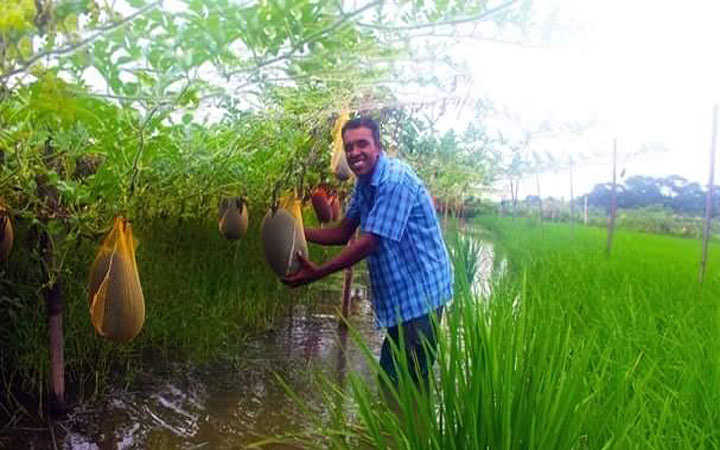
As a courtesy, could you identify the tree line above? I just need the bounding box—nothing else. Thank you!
[523,174,712,217]
[583,175,709,215]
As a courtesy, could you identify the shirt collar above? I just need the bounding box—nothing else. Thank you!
[361,153,386,188]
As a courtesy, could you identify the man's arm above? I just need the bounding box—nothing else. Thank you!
[282,232,378,287]
[305,217,359,246]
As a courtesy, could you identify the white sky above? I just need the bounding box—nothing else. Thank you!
[460,0,720,199]
[76,0,720,201]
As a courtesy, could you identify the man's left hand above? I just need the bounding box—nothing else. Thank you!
[282,252,323,288]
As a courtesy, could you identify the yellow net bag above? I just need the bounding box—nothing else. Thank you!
[88,217,145,342]
[0,201,13,262]
[330,111,352,181]
[261,195,308,277]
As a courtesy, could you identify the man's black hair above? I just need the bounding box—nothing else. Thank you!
[341,116,383,150]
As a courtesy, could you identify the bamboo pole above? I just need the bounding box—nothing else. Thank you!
[606,139,618,256]
[699,104,718,285]
[569,156,575,237]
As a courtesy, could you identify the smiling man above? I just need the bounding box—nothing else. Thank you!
[283,116,453,388]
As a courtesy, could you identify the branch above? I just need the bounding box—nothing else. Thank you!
[227,0,382,77]
[356,0,519,31]
[399,33,544,48]
[0,1,161,82]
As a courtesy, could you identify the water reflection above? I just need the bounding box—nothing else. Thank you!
[14,235,502,449]
[56,282,383,449]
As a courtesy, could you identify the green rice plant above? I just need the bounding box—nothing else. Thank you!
[282,226,595,449]
[448,231,485,289]
[287,216,720,449]
[476,216,720,449]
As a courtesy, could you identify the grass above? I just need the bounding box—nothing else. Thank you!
[0,211,329,422]
[284,216,720,449]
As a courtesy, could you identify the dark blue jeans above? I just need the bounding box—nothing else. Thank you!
[379,306,444,389]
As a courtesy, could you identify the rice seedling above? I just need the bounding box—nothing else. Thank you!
[286,216,720,449]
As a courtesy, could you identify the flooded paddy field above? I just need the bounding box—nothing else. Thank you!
[6,287,382,449]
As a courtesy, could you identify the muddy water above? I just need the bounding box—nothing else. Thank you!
[11,239,498,450]
[15,279,383,450]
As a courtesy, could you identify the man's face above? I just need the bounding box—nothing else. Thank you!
[343,127,381,178]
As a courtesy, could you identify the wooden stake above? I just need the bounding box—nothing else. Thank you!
[535,172,543,224]
[606,139,618,256]
[341,266,354,322]
[569,156,575,237]
[340,231,357,325]
[39,231,66,417]
[699,104,718,285]
[35,141,66,417]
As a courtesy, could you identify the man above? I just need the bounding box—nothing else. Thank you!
[283,117,453,387]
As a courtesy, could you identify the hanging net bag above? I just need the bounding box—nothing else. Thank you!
[330,111,352,181]
[261,195,309,277]
[218,197,249,240]
[311,187,332,224]
[0,201,13,262]
[88,217,145,342]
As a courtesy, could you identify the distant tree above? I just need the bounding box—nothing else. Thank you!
[672,182,705,214]
[621,176,664,208]
[659,175,689,199]
[588,182,625,213]
[586,175,711,216]
[525,194,541,205]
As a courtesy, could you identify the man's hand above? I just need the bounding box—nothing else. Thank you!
[282,252,323,288]
[281,233,377,288]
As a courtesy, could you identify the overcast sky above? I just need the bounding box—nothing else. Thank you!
[83,0,719,200]
[459,0,720,198]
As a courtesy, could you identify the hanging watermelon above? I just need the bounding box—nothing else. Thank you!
[88,217,145,342]
[261,196,308,277]
[311,188,332,224]
[0,201,13,262]
[330,111,352,181]
[218,197,249,240]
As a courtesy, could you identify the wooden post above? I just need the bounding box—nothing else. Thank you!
[340,230,357,325]
[699,104,718,285]
[569,156,575,237]
[535,172,543,224]
[36,139,67,417]
[39,230,66,417]
[341,267,354,322]
[606,139,618,256]
[584,195,588,225]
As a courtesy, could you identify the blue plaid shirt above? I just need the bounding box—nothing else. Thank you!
[346,154,453,328]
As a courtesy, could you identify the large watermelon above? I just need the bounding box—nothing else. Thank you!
[261,200,308,277]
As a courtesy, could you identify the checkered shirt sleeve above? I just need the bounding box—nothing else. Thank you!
[363,181,418,241]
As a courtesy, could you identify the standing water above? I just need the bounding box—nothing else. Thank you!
[7,236,498,449]
[11,276,384,449]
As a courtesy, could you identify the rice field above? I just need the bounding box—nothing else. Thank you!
[288,217,720,449]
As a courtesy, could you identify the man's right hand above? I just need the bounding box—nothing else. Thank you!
[282,252,324,288]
